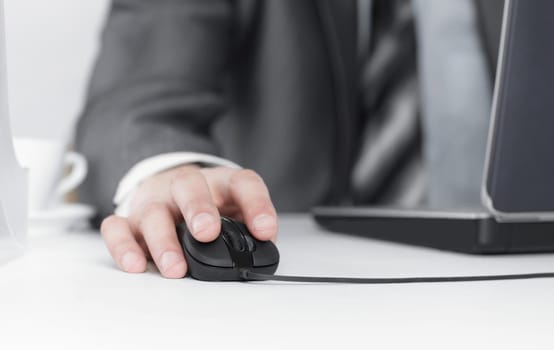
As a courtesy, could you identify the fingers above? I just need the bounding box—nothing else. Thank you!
[171,168,221,242]
[101,215,147,273]
[132,203,187,279]
[102,165,278,281]
[228,169,278,241]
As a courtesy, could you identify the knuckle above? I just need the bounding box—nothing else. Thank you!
[113,243,138,260]
[171,167,200,186]
[134,202,170,228]
[248,202,275,217]
[101,215,121,234]
[248,198,272,211]
[200,165,233,177]
[183,201,216,220]
[170,169,216,213]
[170,168,209,200]
[212,196,225,208]
[230,169,262,186]
[143,202,169,216]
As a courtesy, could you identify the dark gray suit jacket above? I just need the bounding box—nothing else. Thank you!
[76,0,503,222]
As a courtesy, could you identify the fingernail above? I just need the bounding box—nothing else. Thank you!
[121,251,141,272]
[253,214,277,235]
[160,251,183,273]
[192,213,217,236]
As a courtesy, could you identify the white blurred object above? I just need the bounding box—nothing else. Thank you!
[13,136,96,234]
[28,203,95,235]
[5,0,109,139]
[0,0,28,263]
[13,137,88,212]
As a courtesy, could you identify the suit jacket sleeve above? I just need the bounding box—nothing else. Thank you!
[75,0,234,222]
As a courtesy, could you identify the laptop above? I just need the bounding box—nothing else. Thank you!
[313,0,554,254]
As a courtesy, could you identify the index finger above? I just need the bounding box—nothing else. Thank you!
[170,167,221,242]
[228,169,278,241]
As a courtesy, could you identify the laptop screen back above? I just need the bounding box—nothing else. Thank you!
[484,0,554,217]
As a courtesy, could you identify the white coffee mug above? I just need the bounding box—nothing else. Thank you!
[12,137,88,212]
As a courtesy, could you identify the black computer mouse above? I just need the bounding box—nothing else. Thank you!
[177,216,280,281]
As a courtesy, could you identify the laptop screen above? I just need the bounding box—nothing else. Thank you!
[483,0,554,218]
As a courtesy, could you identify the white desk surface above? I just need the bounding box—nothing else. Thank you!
[1,214,554,349]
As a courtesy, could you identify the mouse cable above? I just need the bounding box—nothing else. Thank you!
[240,270,554,284]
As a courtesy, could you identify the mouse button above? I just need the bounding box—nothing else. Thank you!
[233,221,256,252]
[221,230,245,252]
[220,216,238,232]
[183,231,233,268]
[221,219,247,252]
[243,234,256,252]
[251,241,280,267]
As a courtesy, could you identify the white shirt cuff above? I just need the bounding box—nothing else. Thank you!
[113,152,241,217]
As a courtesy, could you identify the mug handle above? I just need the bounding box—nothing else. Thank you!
[55,151,88,199]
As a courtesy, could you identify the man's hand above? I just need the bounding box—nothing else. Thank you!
[100,165,278,278]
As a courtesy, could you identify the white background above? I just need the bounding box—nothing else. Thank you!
[5,0,109,140]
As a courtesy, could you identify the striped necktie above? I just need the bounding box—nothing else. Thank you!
[352,0,425,207]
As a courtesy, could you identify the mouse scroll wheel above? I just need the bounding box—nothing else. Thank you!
[222,231,245,252]
[243,234,256,252]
